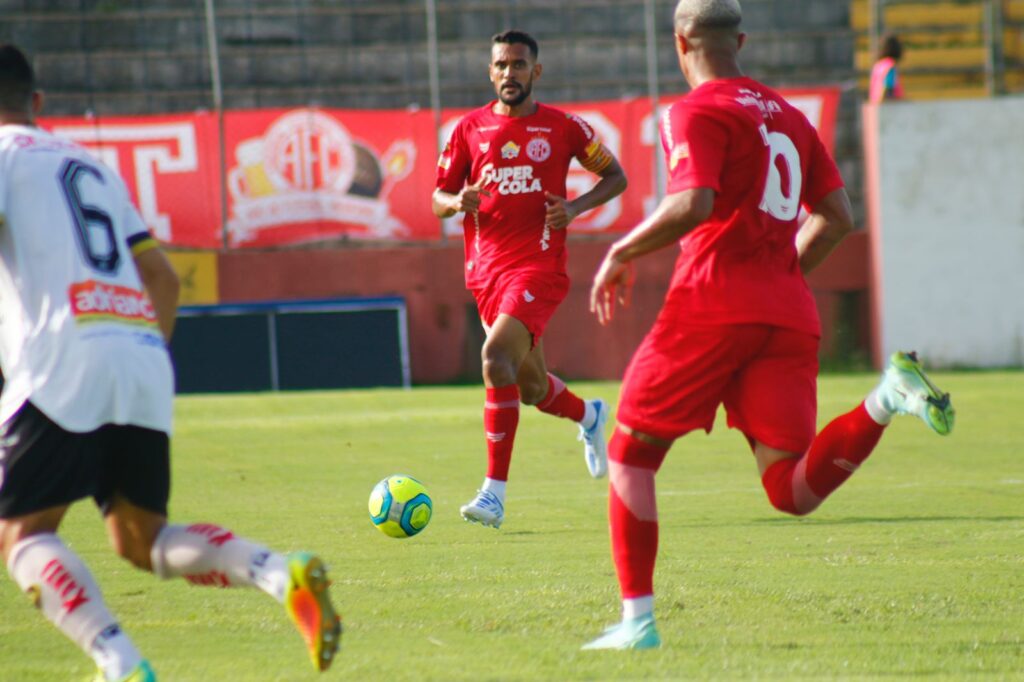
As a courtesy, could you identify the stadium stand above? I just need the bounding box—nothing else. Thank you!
[852,0,1024,99]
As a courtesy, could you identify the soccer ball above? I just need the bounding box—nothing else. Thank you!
[368,475,432,538]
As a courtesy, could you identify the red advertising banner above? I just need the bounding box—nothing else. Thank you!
[40,113,222,249]
[38,87,840,248]
[222,108,437,247]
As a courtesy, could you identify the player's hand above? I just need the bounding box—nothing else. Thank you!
[544,192,577,230]
[590,251,634,326]
[456,177,491,213]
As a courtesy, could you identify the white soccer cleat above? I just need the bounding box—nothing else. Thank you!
[460,489,504,528]
[578,398,609,478]
[876,351,955,435]
[581,614,661,650]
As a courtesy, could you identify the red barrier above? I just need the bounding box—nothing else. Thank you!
[39,88,840,248]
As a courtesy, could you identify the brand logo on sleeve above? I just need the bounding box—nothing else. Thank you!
[69,280,158,329]
[669,143,689,171]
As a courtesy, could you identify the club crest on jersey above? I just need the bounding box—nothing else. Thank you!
[526,136,551,163]
[501,141,521,160]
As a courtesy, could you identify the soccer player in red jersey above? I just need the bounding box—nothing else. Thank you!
[581,0,955,649]
[432,30,628,529]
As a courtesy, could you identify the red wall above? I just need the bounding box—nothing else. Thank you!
[217,232,869,384]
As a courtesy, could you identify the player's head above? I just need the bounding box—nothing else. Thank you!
[0,44,41,122]
[672,0,745,85]
[489,30,542,108]
[879,33,903,61]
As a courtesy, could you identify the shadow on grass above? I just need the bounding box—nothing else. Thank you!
[751,515,1024,526]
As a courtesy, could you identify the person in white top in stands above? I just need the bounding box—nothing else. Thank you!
[0,44,340,682]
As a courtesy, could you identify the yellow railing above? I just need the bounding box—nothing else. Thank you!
[852,0,1024,98]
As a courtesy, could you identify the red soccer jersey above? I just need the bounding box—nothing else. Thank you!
[436,102,612,290]
[661,76,844,337]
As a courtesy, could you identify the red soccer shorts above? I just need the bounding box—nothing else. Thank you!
[472,269,570,344]
[616,321,820,454]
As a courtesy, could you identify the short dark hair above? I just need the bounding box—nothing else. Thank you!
[880,34,903,61]
[492,30,539,60]
[0,44,35,112]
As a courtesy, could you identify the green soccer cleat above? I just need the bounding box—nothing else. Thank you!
[581,614,662,651]
[876,351,955,435]
[92,660,156,682]
[285,552,342,672]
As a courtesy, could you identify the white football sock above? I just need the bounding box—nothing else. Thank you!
[481,477,506,502]
[865,388,894,425]
[7,534,141,677]
[622,595,654,620]
[90,624,144,681]
[150,524,289,603]
[580,400,598,430]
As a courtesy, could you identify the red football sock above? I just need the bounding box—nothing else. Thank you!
[484,385,520,481]
[534,373,585,422]
[762,402,886,515]
[608,430,668,599]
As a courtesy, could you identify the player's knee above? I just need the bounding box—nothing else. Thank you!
[763,486,809,516]
[517,378,547,405]
[481,350,517,387]
[107,524,158,571]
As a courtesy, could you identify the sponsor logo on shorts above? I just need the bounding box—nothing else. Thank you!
[69,280,158,329]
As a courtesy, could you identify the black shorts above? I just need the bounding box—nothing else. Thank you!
[0,401,170,519]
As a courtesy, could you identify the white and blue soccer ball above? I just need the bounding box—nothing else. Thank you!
[368,474,432,538]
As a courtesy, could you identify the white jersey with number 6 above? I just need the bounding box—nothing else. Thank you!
[0,125,173,434]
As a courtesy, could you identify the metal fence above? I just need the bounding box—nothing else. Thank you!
[1,0,855,118]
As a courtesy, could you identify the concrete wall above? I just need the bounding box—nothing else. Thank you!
[864,97,1024,368]
[217,233,869,384]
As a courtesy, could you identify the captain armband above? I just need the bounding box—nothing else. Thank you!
[579,142,614,174]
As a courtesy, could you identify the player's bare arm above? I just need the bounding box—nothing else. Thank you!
[795,187,854,274]
[589,187,713,324]
[134,246,181,342]
[544,156,628,230]
[431,178,491,219]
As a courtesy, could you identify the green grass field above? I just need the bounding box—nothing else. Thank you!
[1,371,1021,681]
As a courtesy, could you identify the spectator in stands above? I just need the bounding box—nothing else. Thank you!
[870,33,905,102]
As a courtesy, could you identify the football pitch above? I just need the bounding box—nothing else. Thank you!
[1,371,1021,680]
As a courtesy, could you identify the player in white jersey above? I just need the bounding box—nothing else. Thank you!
[0,45,341,681]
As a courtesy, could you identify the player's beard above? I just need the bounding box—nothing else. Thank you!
[499,77,533,107]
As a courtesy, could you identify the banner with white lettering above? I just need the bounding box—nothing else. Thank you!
[39,88,840,248]
[41,113,221,248]
[223,108,435,247]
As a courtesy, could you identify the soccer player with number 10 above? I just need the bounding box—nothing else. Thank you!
[582,0,955,650]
